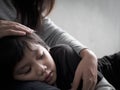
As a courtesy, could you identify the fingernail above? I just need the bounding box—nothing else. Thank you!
[29,29,35,33]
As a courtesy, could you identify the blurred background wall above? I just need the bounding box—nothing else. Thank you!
[49,0,120,57]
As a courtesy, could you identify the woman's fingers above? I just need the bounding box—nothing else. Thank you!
[71,76,82,90]
[81,63,97,90]
[0,20,34,33]
[82,74,96,90]
[6,29,27,35]
[0,29,27,38]
[71,54,97,90]
[71,63,83,90]
[0,20,34,38]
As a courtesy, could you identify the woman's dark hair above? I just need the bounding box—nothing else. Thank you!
[12,0,55,29]
[0,33,49,89]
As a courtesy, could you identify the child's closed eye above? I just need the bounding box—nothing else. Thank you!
[37,52,45,60]
[16,66,31,75]
[23,66,31,74]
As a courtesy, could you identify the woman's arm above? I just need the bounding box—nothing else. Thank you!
[39,17,86,54]
[71,49,97,90]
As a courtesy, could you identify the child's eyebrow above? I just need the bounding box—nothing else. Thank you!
[31,48,43,56]
[28,47,39,56]
[32,49,38,55]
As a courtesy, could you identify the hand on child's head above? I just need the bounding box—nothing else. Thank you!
[0,20,34,38]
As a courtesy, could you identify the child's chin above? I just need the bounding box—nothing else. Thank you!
[48,78,56,85]
[47,80,55,85]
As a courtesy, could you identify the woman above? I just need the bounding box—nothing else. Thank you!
[0,0,97,90]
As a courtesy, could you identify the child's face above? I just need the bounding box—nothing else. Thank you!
[13,43,57,85]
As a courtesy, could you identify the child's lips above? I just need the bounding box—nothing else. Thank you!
[45,71,53,83]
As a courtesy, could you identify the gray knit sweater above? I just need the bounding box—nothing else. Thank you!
[0,0,86,54]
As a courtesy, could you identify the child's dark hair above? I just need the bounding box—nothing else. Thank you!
[0,33,49,89]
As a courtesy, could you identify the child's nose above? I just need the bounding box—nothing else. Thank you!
[36,64,47,76]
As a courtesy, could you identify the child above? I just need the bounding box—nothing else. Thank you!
[0,33,115,90]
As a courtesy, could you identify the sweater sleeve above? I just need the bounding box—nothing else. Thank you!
[37,17,87,55]
[0,0,16,21]
[0,0,87,55]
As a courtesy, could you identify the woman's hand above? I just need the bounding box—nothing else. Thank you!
[71,49,98,90]
[0,20,34,38]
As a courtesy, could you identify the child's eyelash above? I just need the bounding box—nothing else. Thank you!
[24,67,31,74]
[40,53,44,59]
[38,52,44,60]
